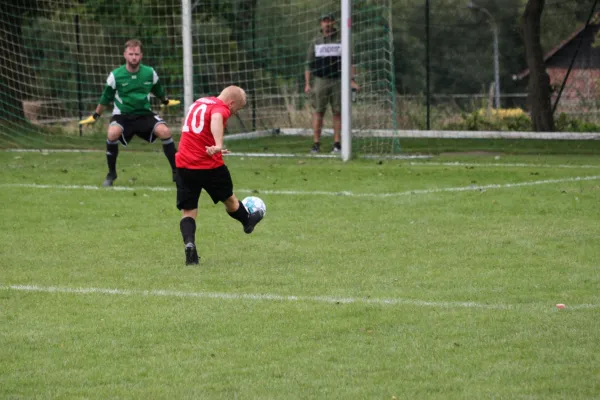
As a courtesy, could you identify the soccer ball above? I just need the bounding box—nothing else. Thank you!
[242,196,266,216]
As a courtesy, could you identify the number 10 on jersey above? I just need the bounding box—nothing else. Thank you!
[182,103,207,134]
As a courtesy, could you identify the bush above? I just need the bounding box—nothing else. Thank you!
[442,108,532,131]
[443,109,600,133]
[555,113,600,132]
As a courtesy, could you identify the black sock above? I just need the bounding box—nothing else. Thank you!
[180,217,196,246]
[228,200,249,225]
[162,137,177,171]
[106,140,119,175]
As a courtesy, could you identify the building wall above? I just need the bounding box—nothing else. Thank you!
[547,67,600,110]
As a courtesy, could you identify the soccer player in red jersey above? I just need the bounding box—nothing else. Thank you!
[175,85,263,265]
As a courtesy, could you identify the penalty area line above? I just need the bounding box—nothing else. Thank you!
[408,161,600,169]
[3,148,431,160]
[3,284,597,311]
[0,284,514,310]
[1,175,600,198]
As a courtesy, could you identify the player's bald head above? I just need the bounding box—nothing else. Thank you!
[218,85,247,114]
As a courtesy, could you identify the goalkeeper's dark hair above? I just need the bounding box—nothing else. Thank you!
[124,39,143,52]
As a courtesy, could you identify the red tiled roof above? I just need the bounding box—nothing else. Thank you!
[514,13,600,81]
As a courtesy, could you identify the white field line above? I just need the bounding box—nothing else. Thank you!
[2,284,596,311]
[5,284,503,309]
[5,149,600,167]
[408,161,600,169]
[4,148,429,160]
[2,175,600,197]
[227,152,432,159]
[5,149,103,153]
[4,148,338,158]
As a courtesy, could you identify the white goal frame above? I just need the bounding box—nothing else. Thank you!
[181,0,355,160]
[341,0,352,161]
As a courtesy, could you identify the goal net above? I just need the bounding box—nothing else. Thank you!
[0,0,398,153]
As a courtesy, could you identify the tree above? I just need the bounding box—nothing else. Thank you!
[521,0,554,131]
[0,0,67,122]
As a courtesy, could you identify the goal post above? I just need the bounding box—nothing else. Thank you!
[341,0,352,161]
[0,0,398,154]
[182,0,194,113]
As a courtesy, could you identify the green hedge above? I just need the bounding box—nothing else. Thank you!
[443,109,600,133]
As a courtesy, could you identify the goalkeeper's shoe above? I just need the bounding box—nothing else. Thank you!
[185,243,199,265]
[102,172,117,187]
[243,210,264,234]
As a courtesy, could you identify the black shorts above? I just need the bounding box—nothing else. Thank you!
[176,165,234,210]
[110,114,166,146]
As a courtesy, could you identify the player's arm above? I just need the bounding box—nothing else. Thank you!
[304,70,311,93]
[79,82,114,125]
[151,70,180,108]
[351,65,360,91]
[205,112,229,156]
[304,40,315,93]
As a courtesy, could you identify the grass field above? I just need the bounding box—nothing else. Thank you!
[1,147,600,399]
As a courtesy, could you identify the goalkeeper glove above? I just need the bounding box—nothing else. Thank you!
[79,112,100,125]
[161,98,181,108]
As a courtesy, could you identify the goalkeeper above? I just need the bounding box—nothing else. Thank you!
[80,39,181,186]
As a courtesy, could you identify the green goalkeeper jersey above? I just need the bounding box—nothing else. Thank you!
[99,64,166,115]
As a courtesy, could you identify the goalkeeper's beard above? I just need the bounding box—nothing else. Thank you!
[127,61,141,71]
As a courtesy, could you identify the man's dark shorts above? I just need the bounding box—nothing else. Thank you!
[176,165,234,210]
[110,114,166,146]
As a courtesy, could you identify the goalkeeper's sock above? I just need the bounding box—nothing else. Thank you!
[106,140,119,176]
[228,200,249,225]
[180,216,196,246]
[161,137,177,171]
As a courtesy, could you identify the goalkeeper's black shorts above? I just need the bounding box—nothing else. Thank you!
[109,114,167,146]
[175,165,234,210]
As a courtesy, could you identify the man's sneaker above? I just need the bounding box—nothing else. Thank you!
[185,243,199,265]
[331,143,341,153]
[310,142,320,153]
[244,210,264,234]
[102,172,117,187]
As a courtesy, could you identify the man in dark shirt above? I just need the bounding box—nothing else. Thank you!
[304,13,359,154]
